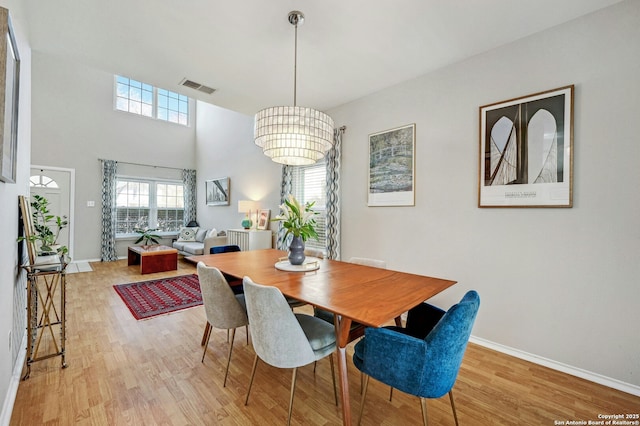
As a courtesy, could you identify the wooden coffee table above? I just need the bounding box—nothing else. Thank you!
[127,245,178,274]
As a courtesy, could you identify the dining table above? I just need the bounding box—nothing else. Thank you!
[186,249,457,425]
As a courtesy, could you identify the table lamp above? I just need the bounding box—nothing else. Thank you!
[238,200,257,229]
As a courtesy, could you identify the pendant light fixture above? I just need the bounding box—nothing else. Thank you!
[254,11,335,166]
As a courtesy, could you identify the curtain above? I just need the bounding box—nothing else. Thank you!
[325,128,343,260]
[182,169,197,225]
[276,128,343,256]
[276,165,293,250]
[100,159,118,261]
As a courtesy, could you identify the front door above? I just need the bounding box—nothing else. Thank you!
[29,167,74,259]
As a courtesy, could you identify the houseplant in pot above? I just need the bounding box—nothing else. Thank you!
[272,195,319,265]
[134,228,161,248]
[18,194,69,257]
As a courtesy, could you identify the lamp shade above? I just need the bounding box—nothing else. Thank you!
[238,200,257,213]
[254,106,335,166]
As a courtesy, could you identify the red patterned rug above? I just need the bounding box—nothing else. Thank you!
[113,274,202,320]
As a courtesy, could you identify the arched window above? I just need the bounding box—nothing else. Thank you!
[29,174,59,188]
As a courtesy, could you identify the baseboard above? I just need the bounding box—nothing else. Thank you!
[71,257,101,263]
[0,331,26,426]
[470,336,640,397]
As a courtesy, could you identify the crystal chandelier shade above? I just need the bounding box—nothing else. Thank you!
[254,11,334,166]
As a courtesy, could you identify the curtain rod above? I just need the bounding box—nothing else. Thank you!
[99,159,187,172]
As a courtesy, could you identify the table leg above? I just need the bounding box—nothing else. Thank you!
[334,314,353,426]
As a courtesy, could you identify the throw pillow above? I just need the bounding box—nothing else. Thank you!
[177,227,198,242]
[207,228,218,239]
[195,228,208,243]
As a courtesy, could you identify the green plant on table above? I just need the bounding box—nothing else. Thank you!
[134,228,161,247]
[272,194,319,242]
[17,194,69,256]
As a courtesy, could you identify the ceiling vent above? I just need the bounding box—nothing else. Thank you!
[179,78,216,95]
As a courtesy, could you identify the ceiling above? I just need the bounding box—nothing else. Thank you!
[24,0,623,115]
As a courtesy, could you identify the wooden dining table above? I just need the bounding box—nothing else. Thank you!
[187,249,457,425]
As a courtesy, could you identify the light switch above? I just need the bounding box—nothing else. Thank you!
[87,201,95,207]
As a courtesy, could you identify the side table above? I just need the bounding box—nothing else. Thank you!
[21,256,68,379]
[127,245,178,274]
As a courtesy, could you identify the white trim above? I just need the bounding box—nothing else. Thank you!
[0,331,26,426]
[470,336,640,397]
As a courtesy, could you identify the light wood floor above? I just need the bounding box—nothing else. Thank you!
[11,259,640,425]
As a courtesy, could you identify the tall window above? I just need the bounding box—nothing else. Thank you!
[290,161,326,251]
[115,178,184,235]
[114,75,190,126]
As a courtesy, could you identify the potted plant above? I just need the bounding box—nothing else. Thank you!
[272,195,319,265]
[18,194,69,256]
[134,228,161,248]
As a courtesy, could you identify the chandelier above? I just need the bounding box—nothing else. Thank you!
[254,11,335,166]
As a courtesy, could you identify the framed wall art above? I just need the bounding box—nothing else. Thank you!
[479,85,574,208]
[257,209,270,230]
[0,8,20,184]
[368,123,415,206]
[205,177,230,206]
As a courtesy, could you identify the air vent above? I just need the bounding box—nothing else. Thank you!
[179,78,216,95]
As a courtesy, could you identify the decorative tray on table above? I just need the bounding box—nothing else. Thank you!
[275,257,321,272]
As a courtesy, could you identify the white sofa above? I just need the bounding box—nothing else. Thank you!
[172,228,227,256]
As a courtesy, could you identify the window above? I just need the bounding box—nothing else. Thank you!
[115,178,184,235]
[29,174,59,188]
[290,161,327,251]
[115,76,153,117]
[114,75,190,125]
[157,89,189,125]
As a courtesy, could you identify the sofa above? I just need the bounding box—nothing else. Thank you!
[172,227,227,256]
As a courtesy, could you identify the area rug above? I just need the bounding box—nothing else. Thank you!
[113,274,202,320]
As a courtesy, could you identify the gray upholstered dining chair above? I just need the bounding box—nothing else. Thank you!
[243,276,338,426]
[197,262,249,387]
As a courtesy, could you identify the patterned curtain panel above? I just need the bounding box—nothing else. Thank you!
[100,159,118,261]
[325,128,343,260]
[276,165,293,250]
[182,169,197,225]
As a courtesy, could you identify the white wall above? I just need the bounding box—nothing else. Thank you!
[195,101,281,234]
[30,52,197,260]
[0,0,31,421]
[4,4,636,419]
[329,0,640,388]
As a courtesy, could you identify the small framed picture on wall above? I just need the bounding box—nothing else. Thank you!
[206,177,230,206]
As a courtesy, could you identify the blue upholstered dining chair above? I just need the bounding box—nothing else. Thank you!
[353,290,480,426]
[197,262,249,387]
[210,244,241,254]
[210,245,243,296]
[243,276,338,426]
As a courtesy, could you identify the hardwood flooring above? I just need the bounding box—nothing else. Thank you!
[10,259,640,425]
